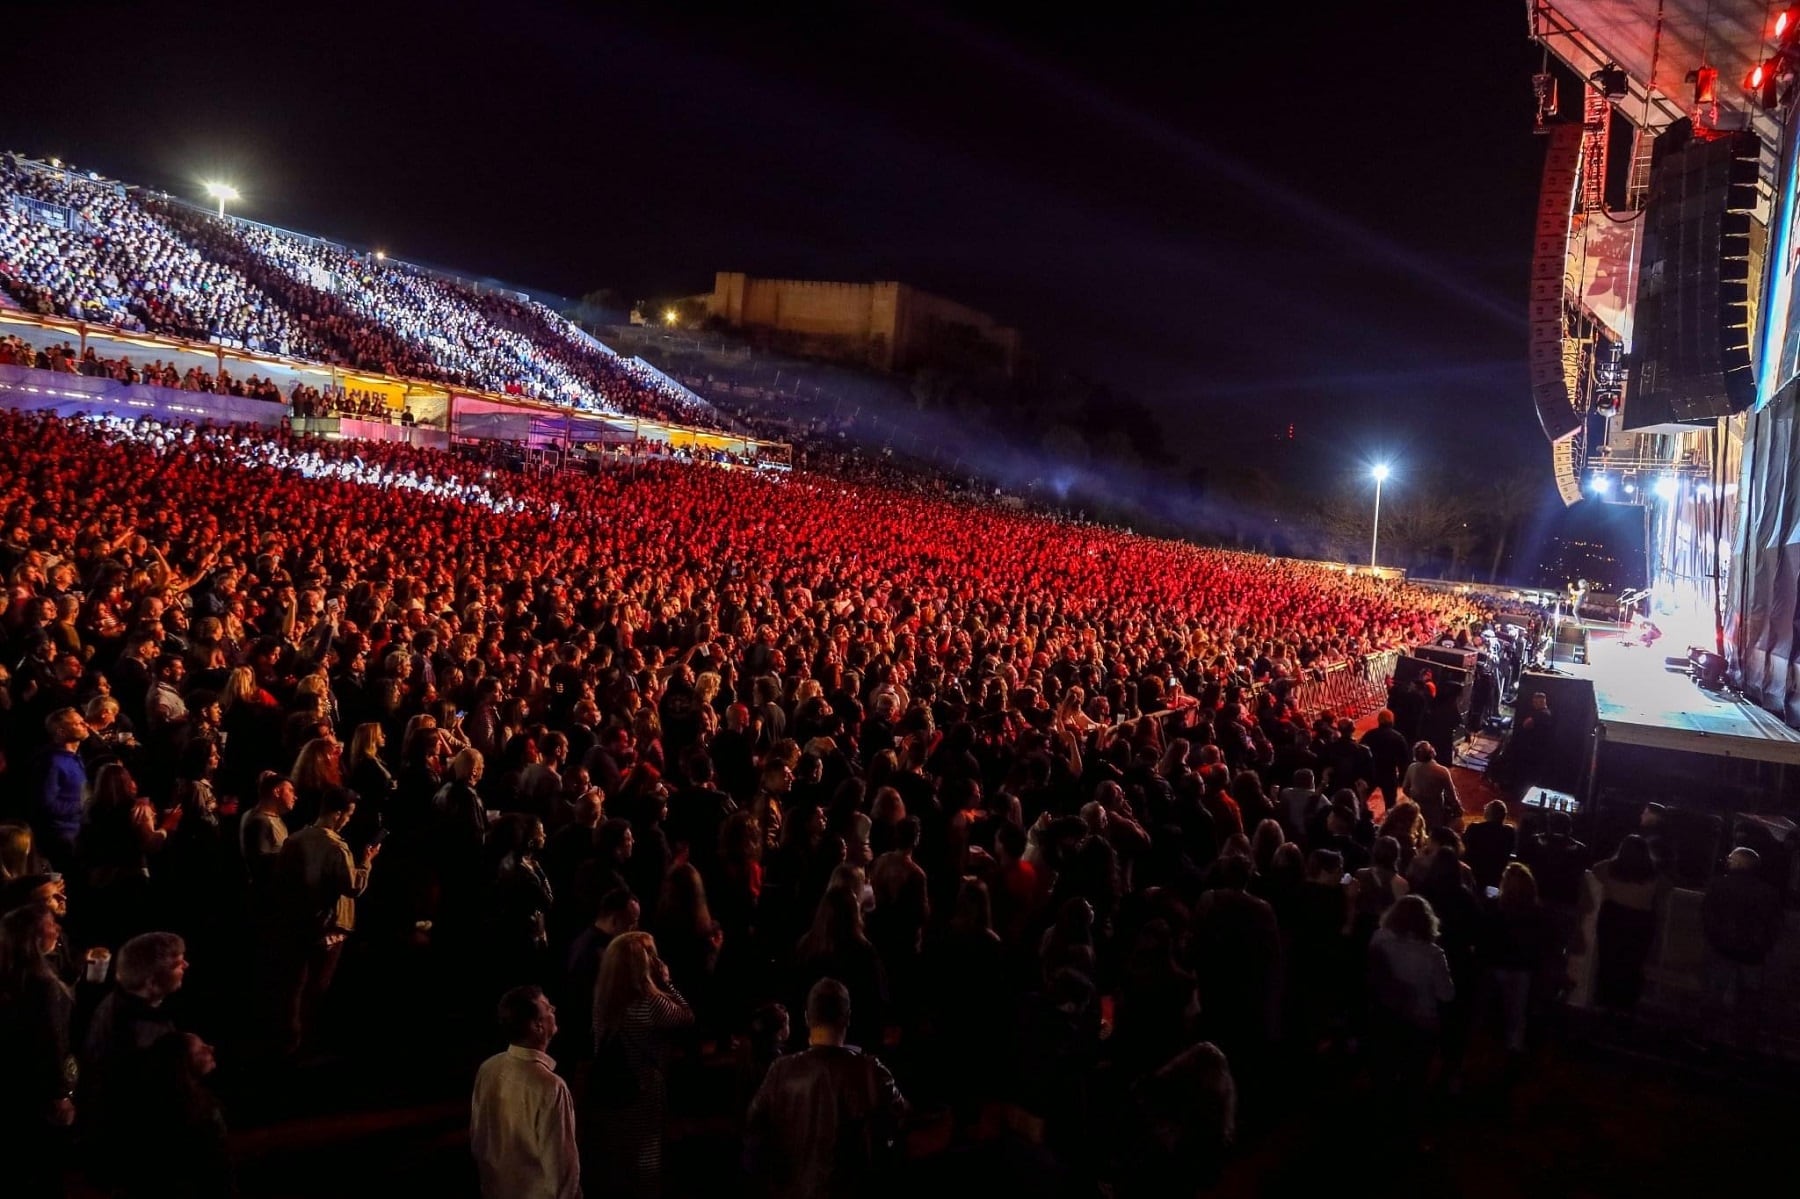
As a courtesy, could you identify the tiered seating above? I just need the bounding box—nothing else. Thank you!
[0,157,717,424]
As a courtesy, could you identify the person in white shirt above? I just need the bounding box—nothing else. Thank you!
[472,985,581,1199]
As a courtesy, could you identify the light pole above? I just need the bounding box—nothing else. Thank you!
[203,181,239,218]
[1369,463,1390,569]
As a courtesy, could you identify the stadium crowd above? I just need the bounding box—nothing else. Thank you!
[0,157,715,427]
[0,333,288,402]
[1,403,1753,1199]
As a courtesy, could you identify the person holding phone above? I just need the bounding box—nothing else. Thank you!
[269,787,379,1056]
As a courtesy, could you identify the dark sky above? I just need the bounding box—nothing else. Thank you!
[5,0,1551,475]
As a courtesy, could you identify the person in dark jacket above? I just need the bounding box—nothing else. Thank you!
[745,977,906,1199]
[1360,709,1410,811]
[0,902,76,1198]
[82,932,188,1187]
[1700,847,1784,1050]
[116,1031,234,1198]
[1478,862,1553,1068]
[1463,800,1517,891]
[1192,854,1281,1069]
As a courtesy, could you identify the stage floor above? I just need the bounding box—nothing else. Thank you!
[1557,627,1800,764]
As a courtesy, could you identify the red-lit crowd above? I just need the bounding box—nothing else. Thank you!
[4,409,1773,1199]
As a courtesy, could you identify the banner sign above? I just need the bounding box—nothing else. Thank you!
[341,375,406,411]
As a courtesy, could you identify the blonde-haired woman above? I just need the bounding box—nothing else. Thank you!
[217,666,259,716]
[345,723,395,845]
[219,665,281,802]
[589,930,693,1197]
[1054,685,1098,735]
[695,670,722,712]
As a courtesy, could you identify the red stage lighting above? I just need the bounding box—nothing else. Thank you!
[1747,59,1781,105]
[1778,8,1798,40]
[1690,65,1718,104]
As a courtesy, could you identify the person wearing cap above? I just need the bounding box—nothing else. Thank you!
[1700,847,1784,1050]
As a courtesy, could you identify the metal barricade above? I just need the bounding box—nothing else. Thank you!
[1287,649,1401,721]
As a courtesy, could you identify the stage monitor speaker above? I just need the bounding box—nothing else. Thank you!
[1514,671,1598,796]
[1548,622,1589,666]
[1414,645,1479,672]
[1624,120,1761,429]
[1392,655,1472,721]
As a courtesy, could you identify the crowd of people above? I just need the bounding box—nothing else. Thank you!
[0,333,287,402]
[0,332,427,426]
[0,399,1784,1198]
[0,161,305,355]
[1,157,716,427]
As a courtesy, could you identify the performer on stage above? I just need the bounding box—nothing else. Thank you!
[1563,577,1588,623]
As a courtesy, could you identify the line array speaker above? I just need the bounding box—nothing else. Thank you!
[1623,120,1762,428]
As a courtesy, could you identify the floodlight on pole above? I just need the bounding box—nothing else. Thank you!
[1370,463,1390,568]
[203,181,239,218]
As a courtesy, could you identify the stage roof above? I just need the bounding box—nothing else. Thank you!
[1529,0,1782,144]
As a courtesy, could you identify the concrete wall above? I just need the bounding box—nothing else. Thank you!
[708,272,1018,375]
[893,286,1021,376]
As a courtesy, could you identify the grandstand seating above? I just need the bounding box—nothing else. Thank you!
[0,156,717,426]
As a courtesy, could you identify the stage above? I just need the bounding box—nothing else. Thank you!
[1557,625,1800,765]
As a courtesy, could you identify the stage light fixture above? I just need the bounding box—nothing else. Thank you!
[1746,59,1781,106]
[1592,64,1630,100]
[1589,474,1612,495]
[1653,475,1679,500]
[1623,479,1637,495]
[1689,66,1718,104]
[1779,8,1798,40]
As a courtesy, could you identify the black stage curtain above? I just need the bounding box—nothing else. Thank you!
[1730,390,1800,724]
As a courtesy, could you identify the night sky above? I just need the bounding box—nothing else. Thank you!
[5,0,1551,478]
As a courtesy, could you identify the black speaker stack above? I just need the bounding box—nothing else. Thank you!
[1624,120,1760,428]
[1549,622,1590,666]
[1513,671,1599,798]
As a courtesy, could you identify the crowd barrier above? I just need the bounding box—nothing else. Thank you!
[1121,649,1406,736]
[0,363,287,427]
[290,415,451,450]
[1287,648,1402,718]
